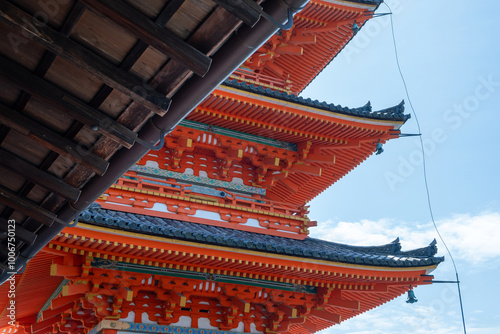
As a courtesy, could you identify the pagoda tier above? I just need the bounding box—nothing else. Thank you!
[238,0,382,94]
[0,205,443,334]
[94,78,407,239]
[0,0,444,333]
[188,79,407,206]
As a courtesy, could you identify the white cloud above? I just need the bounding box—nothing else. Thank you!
[317,300,463,334]
[308,212,500,334]
[310,212,500,265]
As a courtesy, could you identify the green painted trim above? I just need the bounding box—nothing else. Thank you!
[91,258,316,294]
[89,320,257,334]
[37,278,69,321]
[179,119,297,151]
[129,165,266,196]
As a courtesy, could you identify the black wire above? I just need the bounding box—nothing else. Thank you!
[383,3,467,334]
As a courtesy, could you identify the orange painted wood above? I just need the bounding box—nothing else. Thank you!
[280,178,299,193]
[328,297,360,310]
[290,163,322,176]
[288,34,317,45]
[62,283,89,296]
[99,201,307,239]
[304,153,335,164]
[309,309,341,323]
[50,263,82,277]
[31,315,61,333]
[41,304,73,321]
[55,226,433,283]
[50,294,84,309]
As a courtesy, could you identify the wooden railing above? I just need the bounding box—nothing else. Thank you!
[116,172,308,218]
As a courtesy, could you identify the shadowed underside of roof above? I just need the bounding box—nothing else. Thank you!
[0,0,310,283]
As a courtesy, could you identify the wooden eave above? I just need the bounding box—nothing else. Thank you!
[0,252,64,328]
[0,0,296,281]
[0,222,436,329]
[186,85,400,204]
[246,0,379,94]
[52,224,436,283]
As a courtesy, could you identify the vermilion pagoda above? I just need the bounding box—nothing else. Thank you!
[0,0,443,333]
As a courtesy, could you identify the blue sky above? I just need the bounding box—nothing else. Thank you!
[302,0,500,333]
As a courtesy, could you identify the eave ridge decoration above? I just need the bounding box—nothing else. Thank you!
[396,239,439,258]
[222,78,410,121]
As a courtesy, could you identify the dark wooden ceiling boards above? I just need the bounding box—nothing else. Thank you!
[0,0,268,280]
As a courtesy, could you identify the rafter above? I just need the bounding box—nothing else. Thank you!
[213,0,261,27]
[79,0,212,77]
[0,218,37,245]
[0,101,109,176]
[0,1,172,115]
[0,53,138,149]
[0,147,81,202]
[0,185,64,227]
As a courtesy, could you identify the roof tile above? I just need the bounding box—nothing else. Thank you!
[80,205,444,268]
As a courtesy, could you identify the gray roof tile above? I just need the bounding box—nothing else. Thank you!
[222,79,410,122]
[80,204,444,268]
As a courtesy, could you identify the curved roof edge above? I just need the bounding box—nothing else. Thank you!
[79,205,444,268]
[221,78,410,122]
[299,0,384,93]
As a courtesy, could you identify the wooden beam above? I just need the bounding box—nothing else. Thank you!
[79,0,212,77]
[87,0,186,109]
[0,53,136,149]
[50,294,84,309]
[62,283,90,296]
[41,303,73,321]
[279,304,298,318]
[309,309,341,323]
[13,2,86,112]
[279,178,299,193]
[266,61,285,77]
[0,102,109,176]
[156,0,186,26]
[0,147,81,202]
[328,297,360,310]
[147,5,242,95]
[289,34,317,45]
[233,298,251,313]
[213,0,261,27]
[119,286,133,301]
[31,315,61,333]
[0,218,37,245]
[275,45,303,55]
[0,184,64,227]
[303,153,336,164]
[50,263,82,277]
[15,315,38,326]
[290,163,322,176]
[0,1,171,115]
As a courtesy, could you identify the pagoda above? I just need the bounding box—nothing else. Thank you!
[0,0,443,333]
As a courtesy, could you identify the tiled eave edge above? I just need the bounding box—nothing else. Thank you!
[220,79,410,123]
[54,224,440,284]
[76,207,444,269]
